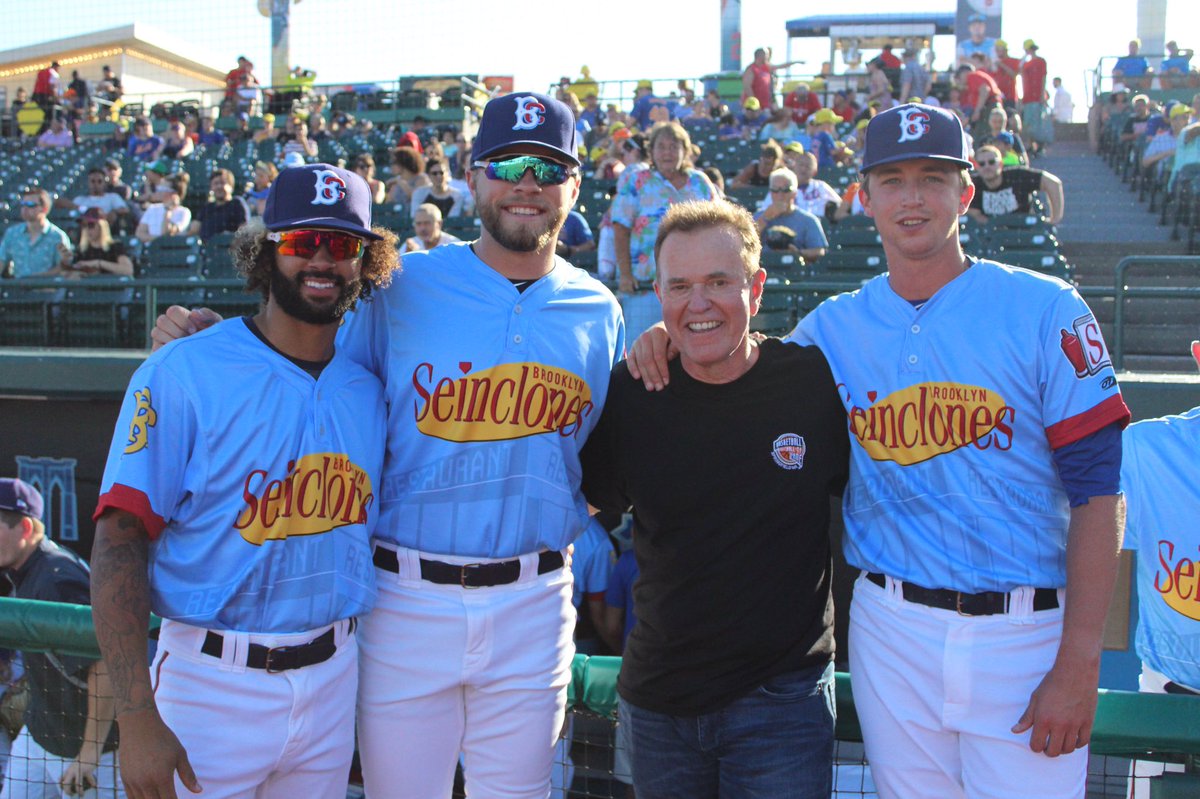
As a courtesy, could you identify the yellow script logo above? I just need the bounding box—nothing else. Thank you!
[412,361,594,442]
[233,453,374,546]
[123,388,157,454]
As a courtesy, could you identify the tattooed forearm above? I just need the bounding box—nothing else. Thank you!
[91,510,158,719]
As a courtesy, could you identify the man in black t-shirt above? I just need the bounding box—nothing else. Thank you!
[187,169,249,241]
[0,478,123,798]
[967,144,1065,224]
[581,201,848,799]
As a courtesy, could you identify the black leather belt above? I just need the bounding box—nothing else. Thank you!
[200,619,355,672]
[372,546,564,588]
[866,572,1059,616]
[1164,681,1200,696]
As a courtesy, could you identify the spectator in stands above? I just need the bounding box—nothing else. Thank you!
[956,13,996,68]
[789,152,842,218]
[196,115,225,149]
[742,46,801,111]
[865,58,896,110]
[187,169,249,240]
[31,61,61,114]
[977,106,1028,164]
[1138,104,1193,178]
[956,64,1003,135]
[556,210,596,262]
[989,41,1020,111]
[758,107,802,143]
[351,154,387,205]
[830,90,856,123]
[1113,39,1151,90]
[98,160,132,208]
[133,159,174,208]
[1052,77,1075,123]
[253,113,277,144]
[41,207,134,278]
[235,72,262,115]
[1160,40,1194,89]
[809,108,848,169]
[0,478,124,798]
[224,56,252,102]
[160,120,193,160]
[246,160,277,216]
[754,168,828,260]
[126,118,163,162]
[66,167,130,227]
[781,140,810,174]
[717,111,743,140]
[66,70,89,113]
[385,146,430,205]
[1166,118,1200,192]
[731,140,783,189]
[410,158,465,219]
[307,113,330,143]
[701,166,726,200]
[136,175,190,243]
[967,144,1064,224]
[1020,40,1051,157]
[1120,341,1200,799]
[739,97,767,138]
[612,121,716,340]
[281,120,317,160]
[1121,94,1155,147]
[900,47,933,101]
[783,82,821,125]
[0,189,72,278]
[36,115,73,149]
[579,92,605,132]
[97,65,122,104]
[631,80,667,131]
[401,203,461,253]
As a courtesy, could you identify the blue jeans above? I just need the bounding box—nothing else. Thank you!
[625,661,836,799]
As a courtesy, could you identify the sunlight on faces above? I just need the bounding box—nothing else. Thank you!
[655,225,766,383]
[862,160,974,264]
[270,230,365,324]
[470,146,579,253]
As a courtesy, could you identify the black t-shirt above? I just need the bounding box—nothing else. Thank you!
[6,539,117,757]
[75,241,126,270]
[195,198,249,240]
[581,339,849,715]
[970,167,1044,217]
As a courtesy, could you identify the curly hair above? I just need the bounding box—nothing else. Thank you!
[230,219,401,306]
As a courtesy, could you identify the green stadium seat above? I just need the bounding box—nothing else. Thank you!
[750,290,795,336]
[202,232,238,279]
[441,216,482,238]
[994,248,1070,280]
[828,228,882,249]
[55,282,138,348]
[143,236,203,277]
[0,287,52,346]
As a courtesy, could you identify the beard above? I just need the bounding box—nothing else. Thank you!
[477,199,565,253]
[269,266,362,325]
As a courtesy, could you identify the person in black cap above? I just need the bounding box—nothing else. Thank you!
[0,478,124,799]
[150,91,624,799]
[91,164,399,799]
[627,102,1129,798]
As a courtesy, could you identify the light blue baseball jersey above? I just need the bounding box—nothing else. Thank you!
[1121,407,1200,688]
[95,319,385,633]
[788,260,1129,593]
[337,242,625,559]
[571,518,614,609]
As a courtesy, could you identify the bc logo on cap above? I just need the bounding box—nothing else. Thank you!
[897,107,931,143]
[513,96,546,131]
[312,169,347,206]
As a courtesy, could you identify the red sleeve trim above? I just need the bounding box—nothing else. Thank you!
[1045,394,1132,450]
[93,484,167,540]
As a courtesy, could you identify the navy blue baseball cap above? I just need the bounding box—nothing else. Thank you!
[0,478,43,521]
[263,163,382,240]
[472,92,581,166]
[860,103,972,173]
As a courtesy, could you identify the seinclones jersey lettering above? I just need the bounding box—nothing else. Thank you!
[412,361,594,441]
[234,452,375,545]
[1155,539,1200,621]
[843,381,1014,465]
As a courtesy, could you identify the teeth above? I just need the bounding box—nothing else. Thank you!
[689,321,720,331]
[507,207,540,216]
[305,279,335,289]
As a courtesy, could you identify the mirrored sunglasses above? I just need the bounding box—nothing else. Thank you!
[472,155,575,186]
[267,229,364,260]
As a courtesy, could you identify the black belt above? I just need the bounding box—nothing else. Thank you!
[1164,681,1200,696]
[372,546,564,588]
[866,572,1059,616]
[200,619,354,672]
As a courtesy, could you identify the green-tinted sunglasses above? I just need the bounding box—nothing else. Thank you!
[473,155,576,186]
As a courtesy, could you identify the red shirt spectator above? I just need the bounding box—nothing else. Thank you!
[1021,50,1048,104]
[990,42,1021,104]
[878,45,902,70]
[783,84,822,124]
[959,67,1002,111]
[224,56,253,100]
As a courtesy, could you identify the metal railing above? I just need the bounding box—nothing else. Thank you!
[1110,256,1200,370]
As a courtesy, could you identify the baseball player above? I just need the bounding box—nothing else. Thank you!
[628,104,1130,798]
[91,164,399,799]
[1120,341,1200,798]
[0,478,123,799]
[150,92,625,799]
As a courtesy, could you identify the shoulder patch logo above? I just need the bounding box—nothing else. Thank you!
[513,96,547,131]
[771,433,807,470]
[311,169,347,206]
[1059,313,1111,378]
[897,107,930,143]
[123,387,157,454]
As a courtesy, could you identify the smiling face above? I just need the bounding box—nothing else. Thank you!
[469,145,579,255]
[269,228,365,324]
[655,225,765,384]
[862,159,973,269]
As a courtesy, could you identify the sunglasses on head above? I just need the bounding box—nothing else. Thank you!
[472,155,575,186]
[267,229,365,260]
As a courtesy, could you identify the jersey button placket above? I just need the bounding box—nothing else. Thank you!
[903,316,924,373]
[508,302,526,352]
